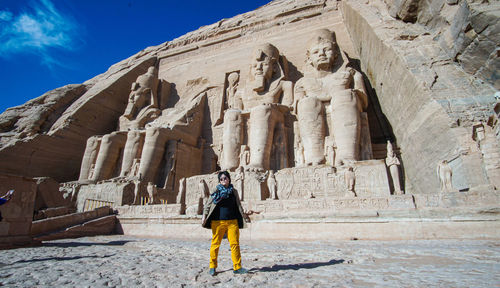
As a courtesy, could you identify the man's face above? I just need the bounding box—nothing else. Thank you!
[252,55,274,81]
[308,41,335,71]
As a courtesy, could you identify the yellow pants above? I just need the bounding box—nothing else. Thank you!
[210,219,241,270]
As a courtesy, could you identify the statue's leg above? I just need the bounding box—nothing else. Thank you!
[222,109,243,171]
[91,132,127,181]
[138,127,168,183]
[120,130,145,177]
[122,101,136,120]
[298,97,325,165]
[331,90,360,164]
[79,136,102,181]
[248,105,280,171]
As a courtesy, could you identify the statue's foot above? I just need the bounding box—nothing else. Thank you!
[344,192,356,198]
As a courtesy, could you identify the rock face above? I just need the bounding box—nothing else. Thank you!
[0,0,498,231]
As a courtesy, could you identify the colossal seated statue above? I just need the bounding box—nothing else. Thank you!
[294,29,369,166]
[222,43,293,172]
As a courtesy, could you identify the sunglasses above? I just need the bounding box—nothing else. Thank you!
[220,177,229,181]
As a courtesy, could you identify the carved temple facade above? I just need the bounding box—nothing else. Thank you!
[1,0,498,240]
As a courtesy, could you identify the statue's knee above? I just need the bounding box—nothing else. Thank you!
[251,105,272,118]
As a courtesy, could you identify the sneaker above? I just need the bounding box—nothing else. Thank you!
[209,268,216,276]
[233,268,248,274]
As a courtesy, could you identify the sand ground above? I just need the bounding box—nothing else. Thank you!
[0,235,498,287]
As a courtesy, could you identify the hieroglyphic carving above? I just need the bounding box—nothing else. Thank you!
[116,204,182,217]
[245,197,408,214]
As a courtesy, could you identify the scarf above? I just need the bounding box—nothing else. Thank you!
[211,184,233,205]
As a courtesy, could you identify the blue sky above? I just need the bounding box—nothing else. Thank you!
[0,0,270,113]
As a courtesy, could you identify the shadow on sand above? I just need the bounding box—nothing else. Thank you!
[41,240,133,248]
[249,259,344,273]
[13,253,116,264]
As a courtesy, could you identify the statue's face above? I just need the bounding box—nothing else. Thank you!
[308,41,335,71]
[252,55,274,81]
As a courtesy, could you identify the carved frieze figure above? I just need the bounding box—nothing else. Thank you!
[437,160,457,192]
[344,166,356,197]
[385,141,403,195]
[294,29,369,166]
[222,43,293,171]
[267,170,278,200]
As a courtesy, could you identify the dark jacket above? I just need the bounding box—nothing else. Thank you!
[202,188,249,229]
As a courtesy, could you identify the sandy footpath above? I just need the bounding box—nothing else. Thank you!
[0,235,498,287]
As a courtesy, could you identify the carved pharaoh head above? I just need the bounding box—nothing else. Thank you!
[307,29,338,71]
[250,43,280,92]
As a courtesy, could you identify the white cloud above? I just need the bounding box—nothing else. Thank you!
[0,0,82,68]
[0,10,13,21]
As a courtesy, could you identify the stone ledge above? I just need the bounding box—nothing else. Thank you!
[116,219,500,241]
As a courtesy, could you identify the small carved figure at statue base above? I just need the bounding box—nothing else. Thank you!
[147,182,158,204]
[344,166,356,197]
[437,160,458,193]
[267,170,278,200]
[385,141,403,195]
